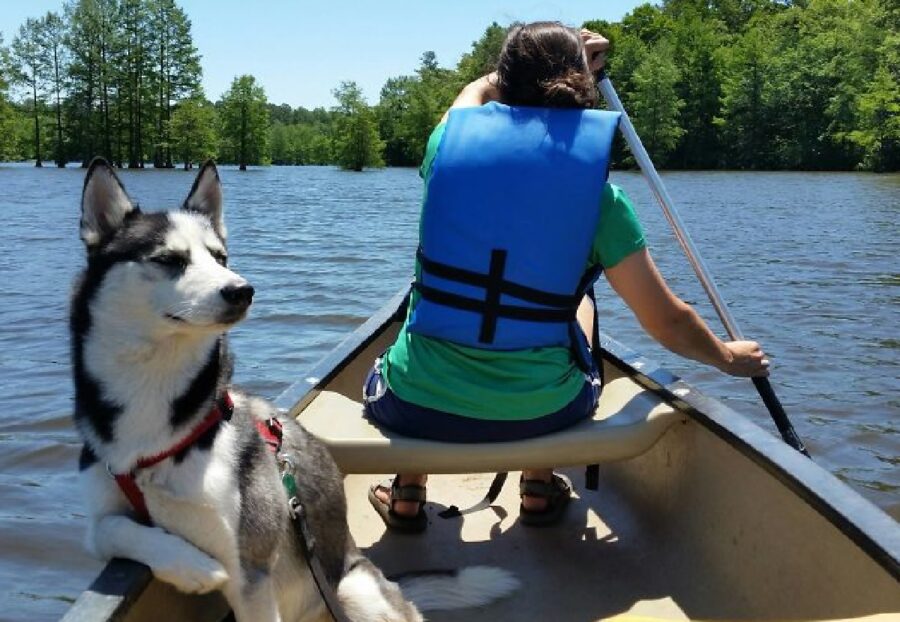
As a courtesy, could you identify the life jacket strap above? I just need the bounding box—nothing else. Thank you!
[417,247,579,309]
[416,247,580,344]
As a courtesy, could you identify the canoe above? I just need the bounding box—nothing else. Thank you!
[63,289,900,621]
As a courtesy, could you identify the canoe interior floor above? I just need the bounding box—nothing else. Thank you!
[345,469,694,622]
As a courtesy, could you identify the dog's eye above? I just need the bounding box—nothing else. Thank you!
[150,253,188,271]
[211,251,228,266]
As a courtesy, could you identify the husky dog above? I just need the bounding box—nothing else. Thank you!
[72,159,517,622]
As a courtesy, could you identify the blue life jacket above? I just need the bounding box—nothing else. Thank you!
[407,101,621,352]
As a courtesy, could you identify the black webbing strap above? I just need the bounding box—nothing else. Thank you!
[485,471,509,503]
[585,463,600,490]
[585,284,604,491]
[291,501,354,622]
[438,472,509,519]
[417,247,578,309]
[416,247,582,344]
[414,284,576,324]
[480,250,507,343]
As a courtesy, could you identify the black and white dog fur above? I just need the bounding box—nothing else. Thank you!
[72,159,518,621]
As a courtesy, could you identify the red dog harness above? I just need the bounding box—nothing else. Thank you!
[111,393,285,524]
[110,394,350,622]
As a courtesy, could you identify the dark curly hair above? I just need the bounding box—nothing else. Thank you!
[495,21,599,109]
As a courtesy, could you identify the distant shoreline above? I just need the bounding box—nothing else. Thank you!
[2,160,897,175]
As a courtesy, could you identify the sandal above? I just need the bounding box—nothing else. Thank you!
[368,476,428,533]
[519,473,573,527]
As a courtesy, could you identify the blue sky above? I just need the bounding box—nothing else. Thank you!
[1,1,648,109]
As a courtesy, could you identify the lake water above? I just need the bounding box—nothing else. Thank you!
[0,163,897,620]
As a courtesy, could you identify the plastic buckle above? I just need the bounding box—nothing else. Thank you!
[288,496,302,520]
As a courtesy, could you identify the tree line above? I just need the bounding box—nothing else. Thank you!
[0,0,897,172]
[0,0,268,170]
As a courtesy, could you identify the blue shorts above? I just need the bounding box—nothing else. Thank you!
[362,358,602,443]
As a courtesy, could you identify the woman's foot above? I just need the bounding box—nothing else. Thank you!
[368,474,428,533]
[519,470,572,527]
[520,469,554,512]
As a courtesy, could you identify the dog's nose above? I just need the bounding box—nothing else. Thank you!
[220,284,255,307]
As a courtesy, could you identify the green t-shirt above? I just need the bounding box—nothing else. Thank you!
[382,121,646,421]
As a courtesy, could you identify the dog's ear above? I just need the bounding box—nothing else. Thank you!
[80,157,137,249]
[183,160,225,239]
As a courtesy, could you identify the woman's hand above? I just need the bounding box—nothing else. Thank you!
[719,341,771,377]
[580,28,610,73]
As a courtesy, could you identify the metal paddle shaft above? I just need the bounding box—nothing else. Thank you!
[598,75,809,457]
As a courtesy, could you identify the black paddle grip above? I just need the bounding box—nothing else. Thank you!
[752,377,810,458]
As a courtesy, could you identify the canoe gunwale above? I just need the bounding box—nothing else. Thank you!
[62,287,900,620]
[60,558,153,622]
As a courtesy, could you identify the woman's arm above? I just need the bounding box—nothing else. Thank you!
[604,248,770,377]
[440,72,501,123]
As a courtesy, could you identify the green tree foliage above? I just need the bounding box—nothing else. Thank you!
[59,0,203,167]
[629,42,684,161]
[267,103,334,165]
[375,52,458,166]
[219,74,269,170]
[64,0,99,165]
[149,0,201,167]
[293,123,333,164]
[269,120,289,164]
[0,34,25,161]
[847,63,900,171]
[169,96,216,169]
[10,18,47,166]
[669,10,725,167]
[332,81,384,171]
[595,0,897,171]
[67,0,121,165]
[38,12,68,167]
[1,0,896,171]
[117,0,151,168]
[405,53,457,161]
[456,22,506,84]
[376,75,417,165]
[717,22,778,168]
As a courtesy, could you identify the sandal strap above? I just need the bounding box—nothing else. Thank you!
[520,475,570,499]
[392,478,427,503]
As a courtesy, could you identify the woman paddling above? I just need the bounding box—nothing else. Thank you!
[365,21,770,531]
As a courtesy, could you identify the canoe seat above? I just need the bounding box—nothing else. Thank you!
[296,375,684,474]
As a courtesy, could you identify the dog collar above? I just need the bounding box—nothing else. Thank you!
[111,392,234,524]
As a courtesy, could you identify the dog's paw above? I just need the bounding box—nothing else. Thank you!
[152,552,229,594]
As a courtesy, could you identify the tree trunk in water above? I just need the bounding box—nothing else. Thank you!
[54,48,65,168]
[165,75,173,167]
[136,44,143,168]
[240,102,247,171]
[83,63,94,166]
[155,31,164,168]
[33,81,42,167]
[100,35,111,161]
